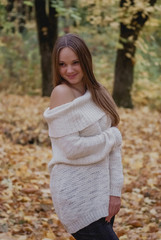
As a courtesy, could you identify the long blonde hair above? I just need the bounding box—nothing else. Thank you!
[52,33,120,126]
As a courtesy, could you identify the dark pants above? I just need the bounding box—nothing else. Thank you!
[72,216,119,240]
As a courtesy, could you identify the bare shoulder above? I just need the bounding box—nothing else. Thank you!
[50,84,75,109]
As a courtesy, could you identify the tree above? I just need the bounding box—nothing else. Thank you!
[35,0,58,96]
[112,0,157,108]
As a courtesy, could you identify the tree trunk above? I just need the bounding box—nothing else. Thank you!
[35,0,58,97]
[113,0,157,108]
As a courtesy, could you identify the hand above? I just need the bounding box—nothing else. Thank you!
[105,196,121,222]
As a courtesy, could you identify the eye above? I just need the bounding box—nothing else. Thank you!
[73,61,79,65]
[59,62,65,67]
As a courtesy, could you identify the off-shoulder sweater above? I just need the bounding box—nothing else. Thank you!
[43,90,124,234]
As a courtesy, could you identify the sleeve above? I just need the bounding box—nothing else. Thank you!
[52,127,122,165]
[109,144,124,197]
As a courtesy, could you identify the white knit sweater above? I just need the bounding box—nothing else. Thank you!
[43,90,124,234]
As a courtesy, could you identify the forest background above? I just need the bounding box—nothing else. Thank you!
[0,0,161,240]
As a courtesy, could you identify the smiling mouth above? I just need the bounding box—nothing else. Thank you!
[67,74,77,79]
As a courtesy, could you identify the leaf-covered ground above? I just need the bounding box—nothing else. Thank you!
[0,92,160,240]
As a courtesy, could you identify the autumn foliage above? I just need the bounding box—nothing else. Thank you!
[0,92,160,240]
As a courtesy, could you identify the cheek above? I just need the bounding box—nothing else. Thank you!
[59,68,65,76]
[77,66,83,74]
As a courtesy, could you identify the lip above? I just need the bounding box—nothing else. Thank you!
[67,73,78,79]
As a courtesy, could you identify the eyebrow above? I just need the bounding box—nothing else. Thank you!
[59,59,79,62]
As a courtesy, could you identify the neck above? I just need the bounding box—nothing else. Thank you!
[64,80,87,95]
[71,85,87,95]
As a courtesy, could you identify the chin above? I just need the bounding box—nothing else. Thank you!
[68,79,81,85]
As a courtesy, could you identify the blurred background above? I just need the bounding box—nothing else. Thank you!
[0,0,161,109]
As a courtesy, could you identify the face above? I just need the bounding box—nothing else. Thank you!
[58,47,84,87]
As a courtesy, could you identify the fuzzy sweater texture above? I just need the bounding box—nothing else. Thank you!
[43,90,124,234]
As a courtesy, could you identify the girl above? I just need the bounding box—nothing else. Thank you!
[43,33,124,240]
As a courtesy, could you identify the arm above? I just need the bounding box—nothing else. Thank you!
[106,143,124,222]
[54,127,122,164]
[109,145,124,196]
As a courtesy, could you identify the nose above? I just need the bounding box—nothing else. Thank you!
[66,65,74,74]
